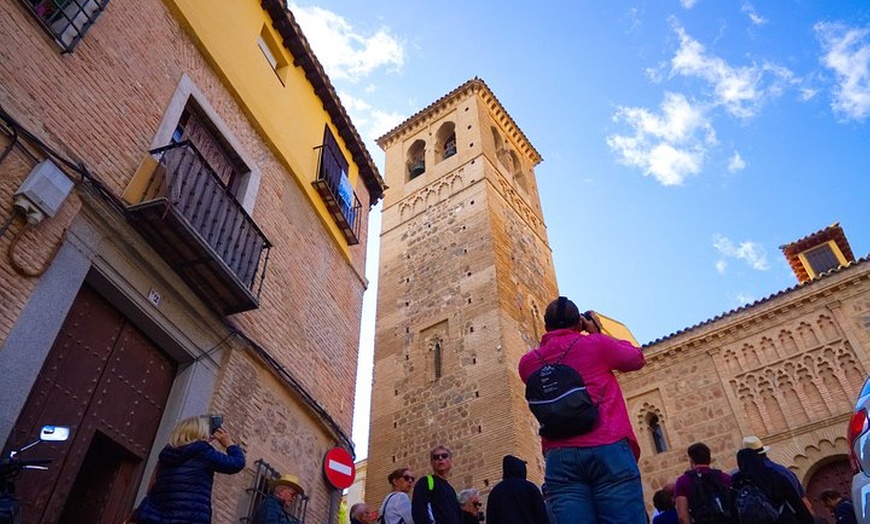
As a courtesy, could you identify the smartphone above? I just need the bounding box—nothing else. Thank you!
[209,415,223,435]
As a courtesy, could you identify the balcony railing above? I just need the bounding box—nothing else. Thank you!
[124,141,271,315]
[312,147,362,245]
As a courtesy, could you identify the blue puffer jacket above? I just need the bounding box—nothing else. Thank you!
[133,440,245,523]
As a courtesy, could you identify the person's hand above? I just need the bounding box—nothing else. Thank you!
[582,311,602,334]
[212,427,235,448]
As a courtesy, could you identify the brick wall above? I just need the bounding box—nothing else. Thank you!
[621,261,870,504]
[1,1,370,521]
[368,86,556,508]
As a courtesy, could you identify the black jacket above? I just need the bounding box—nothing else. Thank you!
[133,440,245,523]
[412,474,461,524]
[485,456,548,524]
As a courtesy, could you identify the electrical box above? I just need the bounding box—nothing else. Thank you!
[14,159,74,218]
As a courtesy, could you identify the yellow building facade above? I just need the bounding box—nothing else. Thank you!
[0,1,382,522]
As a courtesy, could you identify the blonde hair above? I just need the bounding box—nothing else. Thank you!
[168,416,210,448]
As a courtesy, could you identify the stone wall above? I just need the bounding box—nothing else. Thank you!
[622,260,870,504]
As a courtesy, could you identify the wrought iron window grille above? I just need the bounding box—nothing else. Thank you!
[18,0,110,53]
[241,459,308,523]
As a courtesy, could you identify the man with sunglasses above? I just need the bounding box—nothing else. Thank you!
[411,445,462,524]
[458,489,482,524]
[519,296,646,524]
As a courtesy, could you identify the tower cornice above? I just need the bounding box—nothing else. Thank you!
[376,77,543,166]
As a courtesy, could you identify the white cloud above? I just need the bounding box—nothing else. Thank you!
[680,0,699,9]
[815,22,870,121]
[800,88,819,101]
[716,260,727,274]
[727,151,746,172]
[670,24,793,118]
[741,3,767,26]
[607,92,716,185]
[290,3,405,82]
[713,234,770,270]
[338,91,406,145]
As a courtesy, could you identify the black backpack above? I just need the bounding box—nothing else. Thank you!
[688,469,732,524]
[524,339,601,439]
[734,481,779,524]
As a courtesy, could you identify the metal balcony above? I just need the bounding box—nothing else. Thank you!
[124,142,271,315]
[312,146,362,245]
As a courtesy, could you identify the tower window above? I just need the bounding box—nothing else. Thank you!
[436,122,457,161]
[647,414,668,453]
[433,340,442,380]
[407,139,426,180]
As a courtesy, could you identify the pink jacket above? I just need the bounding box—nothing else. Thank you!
[518,329,645,459]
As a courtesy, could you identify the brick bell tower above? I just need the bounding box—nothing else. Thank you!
[366,78,559,507]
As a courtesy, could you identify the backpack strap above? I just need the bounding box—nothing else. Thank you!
[533,337,580,366]
[533,337,607,405]
[427,475,434,491]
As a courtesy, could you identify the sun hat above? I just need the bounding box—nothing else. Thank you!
[272,473,304,495]
[742,435,771,454]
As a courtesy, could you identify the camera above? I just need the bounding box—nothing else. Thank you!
[581,311,601,332]
[209,415,223,435]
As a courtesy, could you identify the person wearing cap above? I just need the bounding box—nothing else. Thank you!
[252,473,304,524]
[518,296,646,524]
[742,436,815,517]
[485,455,548,524]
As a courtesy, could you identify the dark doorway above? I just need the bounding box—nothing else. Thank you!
[3,284,177,523]
[805,456,852,520]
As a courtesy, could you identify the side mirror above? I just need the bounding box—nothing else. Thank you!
[40,425,70,443]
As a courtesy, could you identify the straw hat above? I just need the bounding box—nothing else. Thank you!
[272,474,304,495]
[742,436,771,454]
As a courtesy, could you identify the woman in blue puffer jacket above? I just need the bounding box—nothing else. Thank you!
[132,415,246,523]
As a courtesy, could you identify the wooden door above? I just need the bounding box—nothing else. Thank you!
[805,457,852,522]
[3,284,177,523]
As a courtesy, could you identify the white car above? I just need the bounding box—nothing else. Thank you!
[849,376,870,523]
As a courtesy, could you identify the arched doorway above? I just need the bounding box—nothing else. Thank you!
[805,455,851,522]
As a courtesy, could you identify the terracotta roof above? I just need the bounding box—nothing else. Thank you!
[376,77,543,165]
[261,0,385,203]
[643,254,870,348]
[778,222,855,283]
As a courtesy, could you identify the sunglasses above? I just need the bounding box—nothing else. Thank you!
[403,475,415,482]
[472,502,482,508]
[431,453,451,460]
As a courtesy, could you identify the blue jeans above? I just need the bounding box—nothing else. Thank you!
[544,439,646,524]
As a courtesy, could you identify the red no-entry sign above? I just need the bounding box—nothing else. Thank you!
[323,447,355,489]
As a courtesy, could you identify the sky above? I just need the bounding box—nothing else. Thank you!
[287,1,870,459]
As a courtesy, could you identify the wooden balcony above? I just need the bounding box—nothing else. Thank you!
[123,142,271,315]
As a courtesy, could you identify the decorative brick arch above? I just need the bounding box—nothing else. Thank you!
[790,435,851,518]
[637,403,669,455]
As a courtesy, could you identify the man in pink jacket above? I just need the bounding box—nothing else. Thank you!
[519,296,646,524]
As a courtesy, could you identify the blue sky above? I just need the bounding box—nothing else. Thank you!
[288,1,870,459]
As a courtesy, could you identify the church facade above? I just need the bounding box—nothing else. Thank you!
[624,224,868,517]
